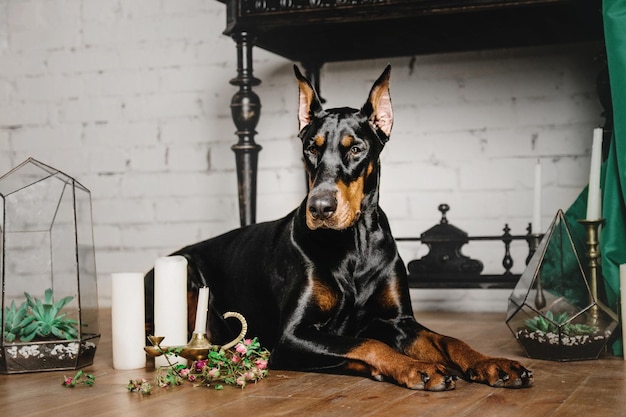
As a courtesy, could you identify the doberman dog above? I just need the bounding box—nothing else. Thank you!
[145,65,533,391]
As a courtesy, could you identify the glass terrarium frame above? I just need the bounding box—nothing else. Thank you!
[506,210,618,361]
[0,158,100,374]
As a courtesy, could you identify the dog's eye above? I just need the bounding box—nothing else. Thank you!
[350,146,363,156]
[306,145,318,155]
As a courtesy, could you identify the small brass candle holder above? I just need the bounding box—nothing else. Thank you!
[145,312,248,362]
[577,218,605,325]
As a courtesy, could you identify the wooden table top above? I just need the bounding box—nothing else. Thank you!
[1,309,624,417]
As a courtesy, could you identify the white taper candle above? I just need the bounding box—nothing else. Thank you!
[586,128,603,220]
[194,287,210,334]
[532,160,542,233]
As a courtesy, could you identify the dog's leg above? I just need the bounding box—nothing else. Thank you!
[359,314,533,388]
[359,276,534,389]
[403,328,534,388]
[358,316,533,389]
[271,330,457,391]
[343,338,457,391]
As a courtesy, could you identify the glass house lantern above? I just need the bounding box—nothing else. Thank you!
[0,158,100,373]
[506,210,618,361]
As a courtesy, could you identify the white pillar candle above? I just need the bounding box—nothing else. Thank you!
[111,272,146,370]
[619,264,626,359]
[194,287,210,334]
[586,128,603,220]
[154,255,188,367]
[532,160,542,233]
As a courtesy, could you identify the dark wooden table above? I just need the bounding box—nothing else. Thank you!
[215,0,604,226]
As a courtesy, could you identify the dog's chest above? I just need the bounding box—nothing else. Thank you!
[311,261,387,333]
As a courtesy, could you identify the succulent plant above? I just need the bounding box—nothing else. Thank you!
[524,310,597,336]
[2,300,30,342]
[20,288,79,342]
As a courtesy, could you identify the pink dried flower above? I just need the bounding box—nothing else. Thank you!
[194,359,208,372]
[235,343,247,355]
[255,359,268,370]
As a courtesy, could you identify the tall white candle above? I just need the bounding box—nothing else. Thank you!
[194,287,210,334]
[586,128,603,220]
[532,160,542,233]
[111,272,146,370]
[154,255,188,367]
[619,264,626,359]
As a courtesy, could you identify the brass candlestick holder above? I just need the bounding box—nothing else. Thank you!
[526,231,546,309]
[577,218,604,325]
[145,312,248,362]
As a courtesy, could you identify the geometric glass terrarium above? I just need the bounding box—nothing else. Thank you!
[506,210,618,361]
[0,158,100,373]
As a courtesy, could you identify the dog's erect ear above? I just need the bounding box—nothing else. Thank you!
[362,65,393,142]
[294,65,324,132]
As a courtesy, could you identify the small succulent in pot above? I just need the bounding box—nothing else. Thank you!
[20,288,79,342]
[524,310,598,336]
[2,300,30,342]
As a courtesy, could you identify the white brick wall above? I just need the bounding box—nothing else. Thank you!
[0,0,604,312]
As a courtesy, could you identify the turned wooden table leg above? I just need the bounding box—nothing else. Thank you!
[230,31,262,226]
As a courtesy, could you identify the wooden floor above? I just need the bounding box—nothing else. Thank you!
[1,309,625,417]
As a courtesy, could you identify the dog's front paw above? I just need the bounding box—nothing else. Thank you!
[395,362,457,391]
[466,358,533,388]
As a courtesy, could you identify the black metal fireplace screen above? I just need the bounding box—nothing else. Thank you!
[398,204,539,289]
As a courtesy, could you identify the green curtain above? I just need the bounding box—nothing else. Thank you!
[600,0,626,354]
[562,1,626,355]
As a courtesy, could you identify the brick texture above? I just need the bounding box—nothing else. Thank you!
[0,1,604,311]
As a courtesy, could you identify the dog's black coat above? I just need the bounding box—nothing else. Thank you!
[145,66,533,390]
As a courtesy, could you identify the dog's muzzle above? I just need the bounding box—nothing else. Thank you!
[306,189,361,230]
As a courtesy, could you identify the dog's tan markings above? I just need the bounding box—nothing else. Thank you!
[345,340,453,390]
[312,279,338,313]
[377,281,401,311]
[314,135,325,147]
[334,177,364,228]
[405,331,533,388]
[366,162,374,178]
[341,135,354,148]
[406,331,496,370]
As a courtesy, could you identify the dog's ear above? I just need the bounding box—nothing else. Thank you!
[294,65,323,131]
[362,65,393,142]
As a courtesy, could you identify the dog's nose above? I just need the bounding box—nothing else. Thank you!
[308,193,337,220]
